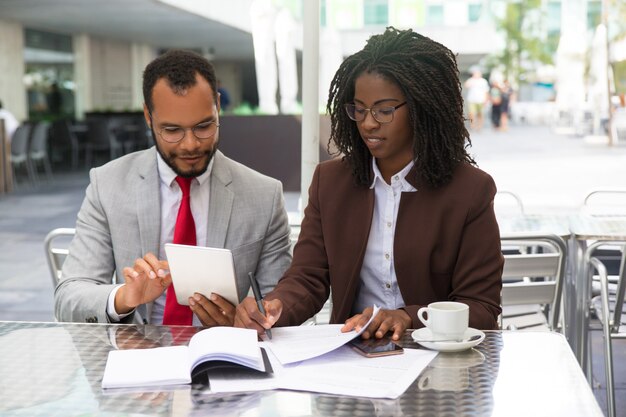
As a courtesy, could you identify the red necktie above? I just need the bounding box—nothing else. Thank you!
[163,176,196,325]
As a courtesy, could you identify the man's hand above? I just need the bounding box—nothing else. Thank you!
[341,307,411,341]
[115,252,170,314]
[234,297,282,336]
[189,293,236,327]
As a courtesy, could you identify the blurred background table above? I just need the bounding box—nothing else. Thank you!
[569,214,626,376]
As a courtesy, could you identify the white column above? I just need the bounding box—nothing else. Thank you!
[554,0,587,133]
[0,20,27,122]
[73,34,93,120]
[250,0,279,114]
[275,8,299,114]
[131,43,155,109]
[300,0,320,214]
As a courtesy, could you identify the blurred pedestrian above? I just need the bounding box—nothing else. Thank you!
[47,82,62,116]
[465,69,489,131]
[489,81,503,130]
[217,80,231,112]
[500,80,514,131]
[0,99,19,142]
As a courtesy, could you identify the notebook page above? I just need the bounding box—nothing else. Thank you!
[188,327,263,370]
[102,345,190,389]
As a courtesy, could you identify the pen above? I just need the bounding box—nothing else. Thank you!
[248,272,272,340]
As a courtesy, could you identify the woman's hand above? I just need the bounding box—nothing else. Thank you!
[342,307,412,340]
[189,293,236,327]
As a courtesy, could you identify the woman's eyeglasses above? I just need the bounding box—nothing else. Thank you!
[344,102,407,124]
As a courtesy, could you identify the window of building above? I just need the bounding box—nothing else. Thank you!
[587,0,601,29]
[468,3,482,22]
[23,28,75,120]
[364,0,389,26]
[321,0,327,27]
[546,1,561,34]
[426,4,444,25]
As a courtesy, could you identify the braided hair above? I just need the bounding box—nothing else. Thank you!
[327,27,475,188]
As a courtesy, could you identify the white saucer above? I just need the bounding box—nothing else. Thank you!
[411,328,485,352]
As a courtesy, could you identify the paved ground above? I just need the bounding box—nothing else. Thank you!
[0,124,624,415]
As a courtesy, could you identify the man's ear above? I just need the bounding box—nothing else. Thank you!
[143,104,151,128]
[216,92,221,113]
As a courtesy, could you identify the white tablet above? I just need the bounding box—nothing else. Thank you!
[164,243,239,306]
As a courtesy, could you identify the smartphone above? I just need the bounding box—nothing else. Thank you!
[349,338,404,358]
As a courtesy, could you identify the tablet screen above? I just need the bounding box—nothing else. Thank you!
[164,243,239,306]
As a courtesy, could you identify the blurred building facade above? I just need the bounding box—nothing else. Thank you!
[0,0,614,124]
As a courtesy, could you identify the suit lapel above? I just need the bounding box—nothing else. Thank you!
[136,149,161,256]
[206,152,234,248]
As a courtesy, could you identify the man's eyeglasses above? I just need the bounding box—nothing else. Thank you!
[344,102,407,124]
[150,116,220,144]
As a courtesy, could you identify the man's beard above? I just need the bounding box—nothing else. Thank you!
[151,127,217,178]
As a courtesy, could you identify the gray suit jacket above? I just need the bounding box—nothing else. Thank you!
[55,148,292,324]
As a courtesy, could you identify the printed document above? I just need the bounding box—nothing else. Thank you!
[266,305,381,364]
[209,344,437,399]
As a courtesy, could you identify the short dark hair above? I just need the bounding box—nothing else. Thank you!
[327,27,475,188]
[143,49,218,113]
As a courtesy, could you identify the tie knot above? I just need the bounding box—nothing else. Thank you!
[175,176,194,196]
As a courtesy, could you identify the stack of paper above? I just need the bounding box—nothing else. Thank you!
[102,306,438,398]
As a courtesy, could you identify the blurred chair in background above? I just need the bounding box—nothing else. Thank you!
[10,123,35,187]
[588,254,626,417]
[494,190,525,217]
[500,233,567,332]
[29,121,53,181]
[84,119,122,168]
[49,119,84,170]
[44,227,76,287]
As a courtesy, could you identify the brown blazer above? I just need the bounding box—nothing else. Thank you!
[267,158,503,330]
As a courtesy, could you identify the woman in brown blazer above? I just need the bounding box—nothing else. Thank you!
[236,27,503,340]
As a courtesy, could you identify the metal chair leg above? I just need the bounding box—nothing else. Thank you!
[600,271,616,417]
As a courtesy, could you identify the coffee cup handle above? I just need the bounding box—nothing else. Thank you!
[417,307,429,327]
[417,374,430,390]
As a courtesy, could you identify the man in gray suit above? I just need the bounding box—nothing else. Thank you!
[55,50,292,326]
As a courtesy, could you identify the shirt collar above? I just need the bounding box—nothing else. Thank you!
[156,151,213,188]
[369,159,417,192]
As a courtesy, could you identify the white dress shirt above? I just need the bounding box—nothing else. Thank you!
[352,159,417,314]
[107,152,213,325]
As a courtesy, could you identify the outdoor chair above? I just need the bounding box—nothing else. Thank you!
[10,123,35,187]
[588,254,626,417]
[49,119,84,170]
[500,233,567,332]
[29,121,53,181]
[44,228,76,287]
[84,119,123,168]
[494,190,525,217]
[581,188,626,294]
[582,188,626,217]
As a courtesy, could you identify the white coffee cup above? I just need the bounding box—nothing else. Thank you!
[417,301,469,340]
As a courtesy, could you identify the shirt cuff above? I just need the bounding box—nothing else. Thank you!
[107,284,135,322]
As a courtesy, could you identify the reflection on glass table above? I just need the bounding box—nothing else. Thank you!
[0,322,603,417]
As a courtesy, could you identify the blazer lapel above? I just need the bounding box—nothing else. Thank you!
[206,151,234,248]
[136,149,161,257]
